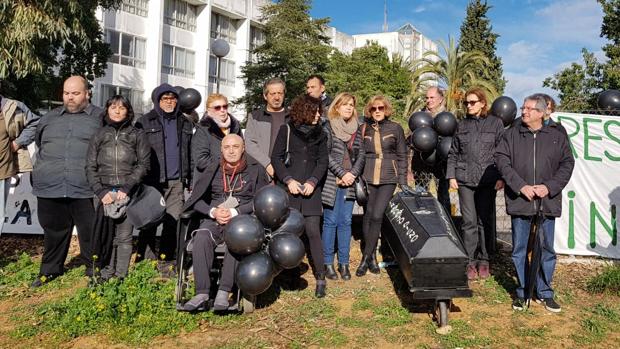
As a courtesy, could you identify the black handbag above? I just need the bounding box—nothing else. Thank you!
[354,176,368,206]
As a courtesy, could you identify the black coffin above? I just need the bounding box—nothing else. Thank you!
[382,192,472,299]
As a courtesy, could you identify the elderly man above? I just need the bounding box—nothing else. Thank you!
[180,134,269,311]
[495,94,574,313]
[244,78,288,179]
[410,86,450,214]
[31,76,103,287]
[0,88,40,235]
[135,83,193,263]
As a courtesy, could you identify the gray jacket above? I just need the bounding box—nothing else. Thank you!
[495,118,574,217]
[244,109,289,169]
[32,104,103,198]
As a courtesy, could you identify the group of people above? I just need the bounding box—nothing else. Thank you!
[0,72,573,314]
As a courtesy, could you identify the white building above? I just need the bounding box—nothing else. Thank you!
[93,2,436,116]
[352,23,437,63]
[94,0,269,116]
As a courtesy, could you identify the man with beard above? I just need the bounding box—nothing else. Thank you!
[31,76,102,287]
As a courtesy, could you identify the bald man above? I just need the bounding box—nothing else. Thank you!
[31,76,103,287]
[179,134,270,311]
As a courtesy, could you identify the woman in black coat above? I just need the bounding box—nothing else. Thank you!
[192,93,243,175]
[357,95,410,277]
[86,95,150,280]
[271,94,329,297]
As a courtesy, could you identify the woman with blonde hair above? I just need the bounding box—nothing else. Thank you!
[321,93,365,280]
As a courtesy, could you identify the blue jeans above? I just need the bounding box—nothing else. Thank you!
[322,187,354,265]
[511,216,556,299]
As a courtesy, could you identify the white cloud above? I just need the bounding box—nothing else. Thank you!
[414,5,426,13]
[502,40,550,70]
[535,0,605,44]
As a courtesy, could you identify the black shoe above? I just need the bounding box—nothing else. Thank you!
[537,298,562,313]
[368,253,381,274]
[356,255,370,277]
[325,264,338,280]
[512,297,527,311]
[30,274,60,288]
[315,281,326,298]
[338,264,351,280]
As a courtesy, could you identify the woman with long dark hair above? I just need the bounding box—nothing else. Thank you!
[446,87,504,280]
[321,93,364,280]
[271,94,329,297]
[86,95,150,280]
[356,95,409,277]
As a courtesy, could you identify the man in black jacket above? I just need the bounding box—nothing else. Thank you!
[180,134,269,311]
[135,83,192,263]
[306,74,332,117]
[495,94,575,313]
[31,76,103,287]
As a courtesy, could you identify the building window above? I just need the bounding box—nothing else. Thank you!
[121,0,148,17]
[249,26,265,60]
[100,84,144,114]
[208,55,236,86]
[105,29,146,68]
[211,13,237,44]
[162,44,195,78]
[164,0,197,32]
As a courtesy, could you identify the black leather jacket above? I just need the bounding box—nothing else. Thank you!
[86,120,150,199]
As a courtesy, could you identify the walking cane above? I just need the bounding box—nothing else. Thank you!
[524,199,545,308]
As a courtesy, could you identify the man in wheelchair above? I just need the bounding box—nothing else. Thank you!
[180,134,269,311]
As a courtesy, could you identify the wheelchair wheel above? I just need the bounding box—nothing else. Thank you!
[175,250,191,309]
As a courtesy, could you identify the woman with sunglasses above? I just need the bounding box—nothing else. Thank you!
[356,95,410,277]
[271,94,329,297]
[192,93,243,176]
[321,93,365,281]
[446,87,505,281]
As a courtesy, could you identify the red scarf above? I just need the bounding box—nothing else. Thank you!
[220,155,247,193]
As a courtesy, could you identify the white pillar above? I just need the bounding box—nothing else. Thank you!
[143,0,165,111]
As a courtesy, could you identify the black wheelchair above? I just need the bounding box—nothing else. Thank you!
[175,210,256,313]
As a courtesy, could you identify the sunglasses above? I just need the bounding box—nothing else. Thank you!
[210,104,229,111]
[370,106,385,112]
[463,100,479,106]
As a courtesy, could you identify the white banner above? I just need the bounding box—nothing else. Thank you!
[555,112,620,259]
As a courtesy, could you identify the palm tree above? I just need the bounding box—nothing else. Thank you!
[410,37,499,117]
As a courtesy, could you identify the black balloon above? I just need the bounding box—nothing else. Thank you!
[173,85,185,96]
[253,186,290,229]
[268,232,305,269]
[436,136,453,160]
[236,251,274,296]
[273,208,304,236]
[408,111,433,131]
[491,96,517,127]
[433,112,457,136]
[421,150,436,166]
[178,88,202,113]
[223,215,265,256]
[412,127,438,153]
[598,89,620,111]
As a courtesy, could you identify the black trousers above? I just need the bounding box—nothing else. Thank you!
[362,184,396,256]
[37,197,95,276]
[457,184,497,262]
[192,219,237,295]
[304,215,324,279]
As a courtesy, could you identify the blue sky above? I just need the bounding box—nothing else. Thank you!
[310,0,606,104]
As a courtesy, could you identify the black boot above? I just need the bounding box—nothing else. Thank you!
[338,264,351,280]
[368,253,381,274]
[325,264,338,280]
[315,271,326,298]
[356,255,370,277]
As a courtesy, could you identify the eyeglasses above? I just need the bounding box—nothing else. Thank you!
[161,96,177,102]
[520,106,541,112]
[464,100,479,106]
[210,104,229,111]
[370,106,385,112]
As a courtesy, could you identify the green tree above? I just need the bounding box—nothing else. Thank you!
[325,42,413,126]
[0,0,120,108]
[237,0,332,111]
[544,0,620,110]
[411,37,497,116]
[458,0,505,94]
